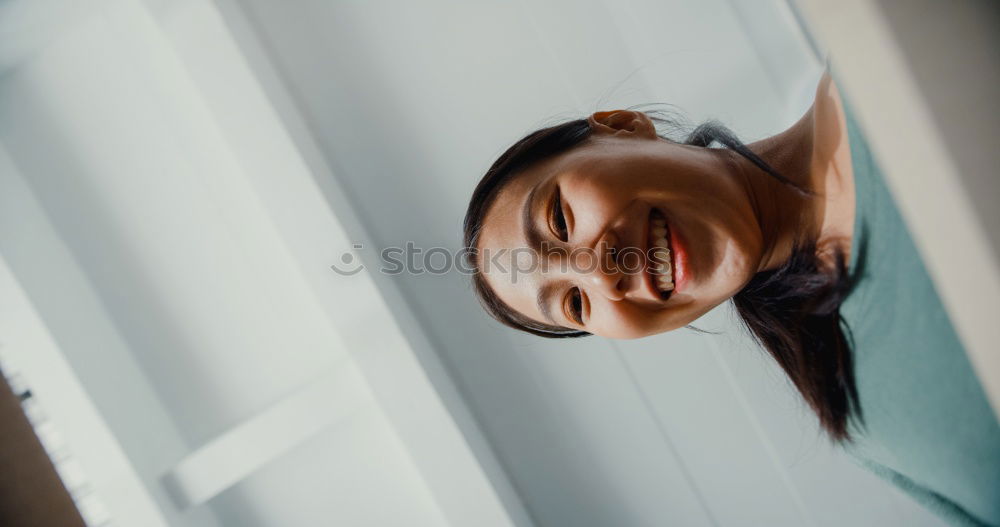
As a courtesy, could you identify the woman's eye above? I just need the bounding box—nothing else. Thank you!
[550,189,568,241]
[566,287,583,324]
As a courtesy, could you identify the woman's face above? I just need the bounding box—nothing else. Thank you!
[477,111,766,339]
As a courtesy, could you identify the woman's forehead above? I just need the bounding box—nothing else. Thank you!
[476,167,549,323]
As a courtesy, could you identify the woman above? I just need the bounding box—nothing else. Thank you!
[463,71,1000,526]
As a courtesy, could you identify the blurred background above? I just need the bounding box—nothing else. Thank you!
[1,0,997,526]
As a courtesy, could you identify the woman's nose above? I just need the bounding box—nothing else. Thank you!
[586,267,628,301]
[568,236,627,301]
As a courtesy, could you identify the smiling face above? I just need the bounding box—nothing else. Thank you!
[476,111,767,339]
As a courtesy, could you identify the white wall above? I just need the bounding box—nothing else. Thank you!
[224,0,948,525]
[1,1,506,526]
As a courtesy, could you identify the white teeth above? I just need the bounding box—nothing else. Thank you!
[649,211,676,294]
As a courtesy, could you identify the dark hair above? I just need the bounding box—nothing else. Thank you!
[462,113,862,441]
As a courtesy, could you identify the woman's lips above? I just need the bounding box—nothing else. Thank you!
[666,216,688,293]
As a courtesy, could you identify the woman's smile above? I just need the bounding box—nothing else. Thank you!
[658,205,693,295]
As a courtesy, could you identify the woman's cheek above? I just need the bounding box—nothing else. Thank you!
[591,304,627,338]
[596,303,658,339]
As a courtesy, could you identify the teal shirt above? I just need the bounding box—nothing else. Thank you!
[838,100,1000,526]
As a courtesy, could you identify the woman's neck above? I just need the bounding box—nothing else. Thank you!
[742,72,855,273]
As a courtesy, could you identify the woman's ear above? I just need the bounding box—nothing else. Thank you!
[588,110,657,139]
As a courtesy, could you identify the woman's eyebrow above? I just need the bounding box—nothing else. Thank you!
[536,281,558,325]
[521,183,544,251]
